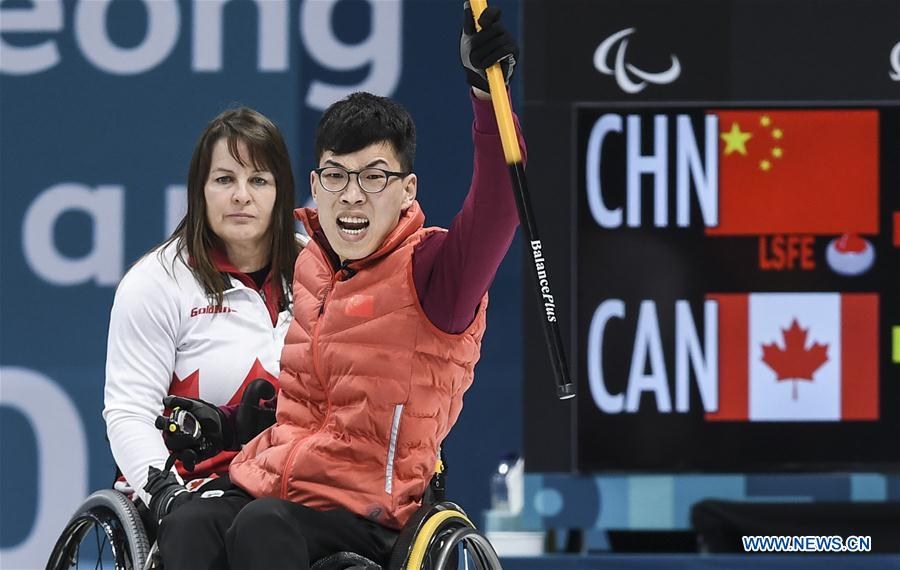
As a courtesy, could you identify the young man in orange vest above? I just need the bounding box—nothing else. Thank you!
[151,6,525,568]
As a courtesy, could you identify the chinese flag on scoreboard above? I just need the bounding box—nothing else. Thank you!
[706,110,879,236]
[706,292,879,422]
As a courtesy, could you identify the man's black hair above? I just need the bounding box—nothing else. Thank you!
[315,92,416,171]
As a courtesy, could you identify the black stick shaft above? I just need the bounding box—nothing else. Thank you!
[508,163,574,400]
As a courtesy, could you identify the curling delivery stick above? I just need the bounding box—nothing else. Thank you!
[469,0,574,400]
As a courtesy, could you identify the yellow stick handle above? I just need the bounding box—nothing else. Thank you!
[469,0,522,165]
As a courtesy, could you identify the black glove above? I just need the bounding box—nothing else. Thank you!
[235,379,277,445]
[460,2,519,93]
[156,395,233,471]
[144,466,193,523]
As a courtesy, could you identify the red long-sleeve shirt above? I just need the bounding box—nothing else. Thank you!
[413,91,525,333]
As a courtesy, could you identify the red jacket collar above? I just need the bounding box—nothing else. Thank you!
[209,247,242,275]
[187,246,246,274]
[204,247,282,325]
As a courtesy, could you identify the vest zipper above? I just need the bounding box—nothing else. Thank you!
[280,272,340,500]
[317,284,330,316]
[280,437,303,500]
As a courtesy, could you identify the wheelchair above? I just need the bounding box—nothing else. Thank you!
[47,454,503,570]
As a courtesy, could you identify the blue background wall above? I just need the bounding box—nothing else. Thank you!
[0,1,523,567]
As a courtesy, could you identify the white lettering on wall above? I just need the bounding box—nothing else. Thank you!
[0,0,63,75]
[23,183,124,286]
[74,0,179,75]
[0,367,88,570]
[302,0,402,110]
[193,0,288,72]
[2,0,403,106]
[165,184,187,237]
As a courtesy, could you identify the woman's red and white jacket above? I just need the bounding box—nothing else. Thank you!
[103,239,299,505]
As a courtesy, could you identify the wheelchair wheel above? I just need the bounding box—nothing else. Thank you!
[401,504,502,570]
[46,489,151,570]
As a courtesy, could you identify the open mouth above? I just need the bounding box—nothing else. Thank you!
[336,215,370,236]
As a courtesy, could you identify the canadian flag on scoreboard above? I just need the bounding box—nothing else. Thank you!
[706,110,879,236]
[706,292,879,422]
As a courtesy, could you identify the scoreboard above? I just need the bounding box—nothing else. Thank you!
[574,106,897,471]
[521,0,900,473]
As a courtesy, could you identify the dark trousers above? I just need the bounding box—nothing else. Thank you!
[157,483,398,570]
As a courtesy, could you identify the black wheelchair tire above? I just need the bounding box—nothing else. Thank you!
[46,489,151,570]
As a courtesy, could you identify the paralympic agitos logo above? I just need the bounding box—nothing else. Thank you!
[593,28,681,94]
[890,40,900,81]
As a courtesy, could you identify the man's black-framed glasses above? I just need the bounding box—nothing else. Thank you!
[314,166,410,194]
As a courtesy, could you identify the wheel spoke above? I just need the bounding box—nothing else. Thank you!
[94,523,103,570]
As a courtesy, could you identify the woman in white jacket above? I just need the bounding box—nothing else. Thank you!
[103,107,301,518]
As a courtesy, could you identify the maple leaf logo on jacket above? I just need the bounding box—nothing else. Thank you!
[761,319,829,400]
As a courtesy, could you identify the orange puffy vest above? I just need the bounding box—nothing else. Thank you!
[230,202,488,529]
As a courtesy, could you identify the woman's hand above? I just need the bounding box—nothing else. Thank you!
[156,396,233,471]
